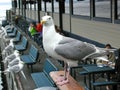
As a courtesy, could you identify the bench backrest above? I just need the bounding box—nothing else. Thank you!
[15,31,21,41]
[43,59,58,85]
[43,58,58,76]
[13,28,17,35]
[6,26,13,31]
[21,36,28,48]
[29,45,38,61]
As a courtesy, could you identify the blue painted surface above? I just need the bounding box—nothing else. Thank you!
[31,58,58,88]
[14,36,28,50]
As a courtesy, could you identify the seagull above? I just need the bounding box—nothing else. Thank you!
[7,58,27,80]
[3,60,24,74]
[3,58,26,79]
[2,50,20,63]
[1,26,8,37]
[2,39,14,55]
[2,26,16,44]
[41,15,114,85]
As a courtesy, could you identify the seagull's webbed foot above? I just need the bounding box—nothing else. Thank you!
[55,75,65,82]
[55,71,70,86]
[56,77,69,86]
[55,62,70,86]
[55,72,69,86]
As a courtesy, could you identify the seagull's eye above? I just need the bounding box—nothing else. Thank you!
[48,17,51,20]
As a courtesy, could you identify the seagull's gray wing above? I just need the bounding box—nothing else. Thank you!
[55,37,96,60]
[3,54,16,63]
[4,45,13,52]
[9,65,21,73]
[7,54,16,60]
[8,59,19,67]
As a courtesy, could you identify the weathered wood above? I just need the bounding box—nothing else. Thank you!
[50,71,84,90]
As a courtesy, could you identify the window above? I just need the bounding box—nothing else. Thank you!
[54,0,59,12]
[118,0,120,19]
[46,2,52,12]
[95,0,110,18]
[41,1,45,11]
[31,4,35,10]
[65,0,69,13]
[73,0,90,16]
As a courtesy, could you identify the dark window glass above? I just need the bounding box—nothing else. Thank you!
[118,0,120,19]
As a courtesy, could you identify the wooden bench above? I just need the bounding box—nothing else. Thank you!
[31,58,58,88]
[50,71,84,90]
[20,44,38,72]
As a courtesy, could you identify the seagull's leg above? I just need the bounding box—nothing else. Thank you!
[64,62,70,81]
[56,62,70,86]
[55,62,66,82]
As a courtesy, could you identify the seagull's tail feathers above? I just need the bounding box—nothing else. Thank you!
[94,56,109,62]
[20,70,27,80]
[2,50,6,55]
[83,47,117,61]
[100,48,117,53]
[2,69,10,75]
[82,52,98,60]
[2,60,6,63]
[2,57,11,64]
[82,47,108,60]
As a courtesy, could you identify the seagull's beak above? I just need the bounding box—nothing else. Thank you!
[41,20,46,24]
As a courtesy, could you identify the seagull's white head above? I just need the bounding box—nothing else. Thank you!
[9,39,14,47]
[41,15,54,26]
[14,50,20,56]
[10,39,14,43]
[14,50,19,54]
[19,60,25,65]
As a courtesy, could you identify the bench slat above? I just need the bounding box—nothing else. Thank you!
[31,59,58,88]
[20,55,35,64]
[79,70,88,75]
[31,72,54,87]
[92,81,120,86]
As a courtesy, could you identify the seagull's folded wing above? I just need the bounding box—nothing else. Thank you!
[55,37,95,60]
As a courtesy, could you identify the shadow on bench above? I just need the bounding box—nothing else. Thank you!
[31,58,58,88]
